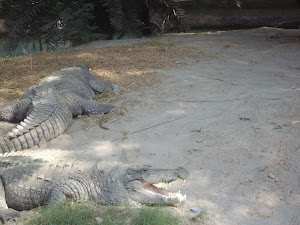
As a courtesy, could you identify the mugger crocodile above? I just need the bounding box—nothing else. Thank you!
[0,150,189,223]
[0,65,120,153]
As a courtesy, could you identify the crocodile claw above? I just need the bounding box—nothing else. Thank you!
[0,209,20,224]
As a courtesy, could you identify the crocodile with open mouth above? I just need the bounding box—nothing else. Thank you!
[0,149,189,223]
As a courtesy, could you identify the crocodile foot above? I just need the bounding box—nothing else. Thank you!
[0,209,20,224]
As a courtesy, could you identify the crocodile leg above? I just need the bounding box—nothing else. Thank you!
[46,180,90,204]
[0,98,32,122]
[0,178,20,224]
[89,80,120,93]
[82,100,115,115]
[46,188,67,204]
[63,93,115,116]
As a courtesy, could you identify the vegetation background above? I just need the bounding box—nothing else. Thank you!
[0,0,299,56]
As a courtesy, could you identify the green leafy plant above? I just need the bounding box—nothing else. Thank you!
[1,0,188,53]
[61,3,100,45]
[101,0,189,37]
[1,0,100,52]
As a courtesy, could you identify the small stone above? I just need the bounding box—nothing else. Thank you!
[239,117,251,121]
[190,206,202,213]
[191,129,201,133]
[38,139,47,148]
[268,173,275,179]
[275,178,279,182]
[95,217,103,223]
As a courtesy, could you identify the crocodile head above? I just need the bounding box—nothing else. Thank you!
[125,166,189,205]
[95,165,189,205]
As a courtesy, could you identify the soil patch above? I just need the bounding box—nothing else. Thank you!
[0,39,201,105]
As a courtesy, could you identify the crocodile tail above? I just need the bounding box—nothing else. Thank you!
[0,105,72,153]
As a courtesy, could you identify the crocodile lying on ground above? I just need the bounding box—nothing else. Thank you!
[0,65,120,153]
[0,149,189,223]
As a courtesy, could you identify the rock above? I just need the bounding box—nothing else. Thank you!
[268,173,275,179]
[38,138,48,148]
[190,206,202,213]
[191,129,201,132]
[96,217,103,223]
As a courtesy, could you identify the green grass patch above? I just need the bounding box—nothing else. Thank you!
[27,200,99,225]
[100,207,134,225]
[26,201,182,225]
[132,206,181,225]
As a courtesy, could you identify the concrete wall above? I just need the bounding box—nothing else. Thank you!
[184,9,300,28]
[181,0,300,9]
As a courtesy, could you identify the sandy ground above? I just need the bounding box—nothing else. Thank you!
[1,27,300,224]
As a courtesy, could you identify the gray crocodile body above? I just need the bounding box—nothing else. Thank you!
[0,150,189,223]
[0,65,119,153]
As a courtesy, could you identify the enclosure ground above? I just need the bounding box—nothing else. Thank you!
[1,27,300,225]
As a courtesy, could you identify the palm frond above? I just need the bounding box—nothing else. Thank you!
[149,0,189,33]
[167,0,190,32]
[101,0,124,31]
[4,2,42,51]
[121,0,143,37]
[41,21,62,52]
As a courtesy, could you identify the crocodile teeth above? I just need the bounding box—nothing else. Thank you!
[169,183,172,187]
[178,193,186,203]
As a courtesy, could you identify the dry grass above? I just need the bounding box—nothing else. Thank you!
[0,39,203,106]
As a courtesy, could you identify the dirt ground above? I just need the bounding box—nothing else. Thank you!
[1,27,300,225]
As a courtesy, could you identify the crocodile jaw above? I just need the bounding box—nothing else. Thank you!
[125,167,189,205]
[126,180,186,205]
